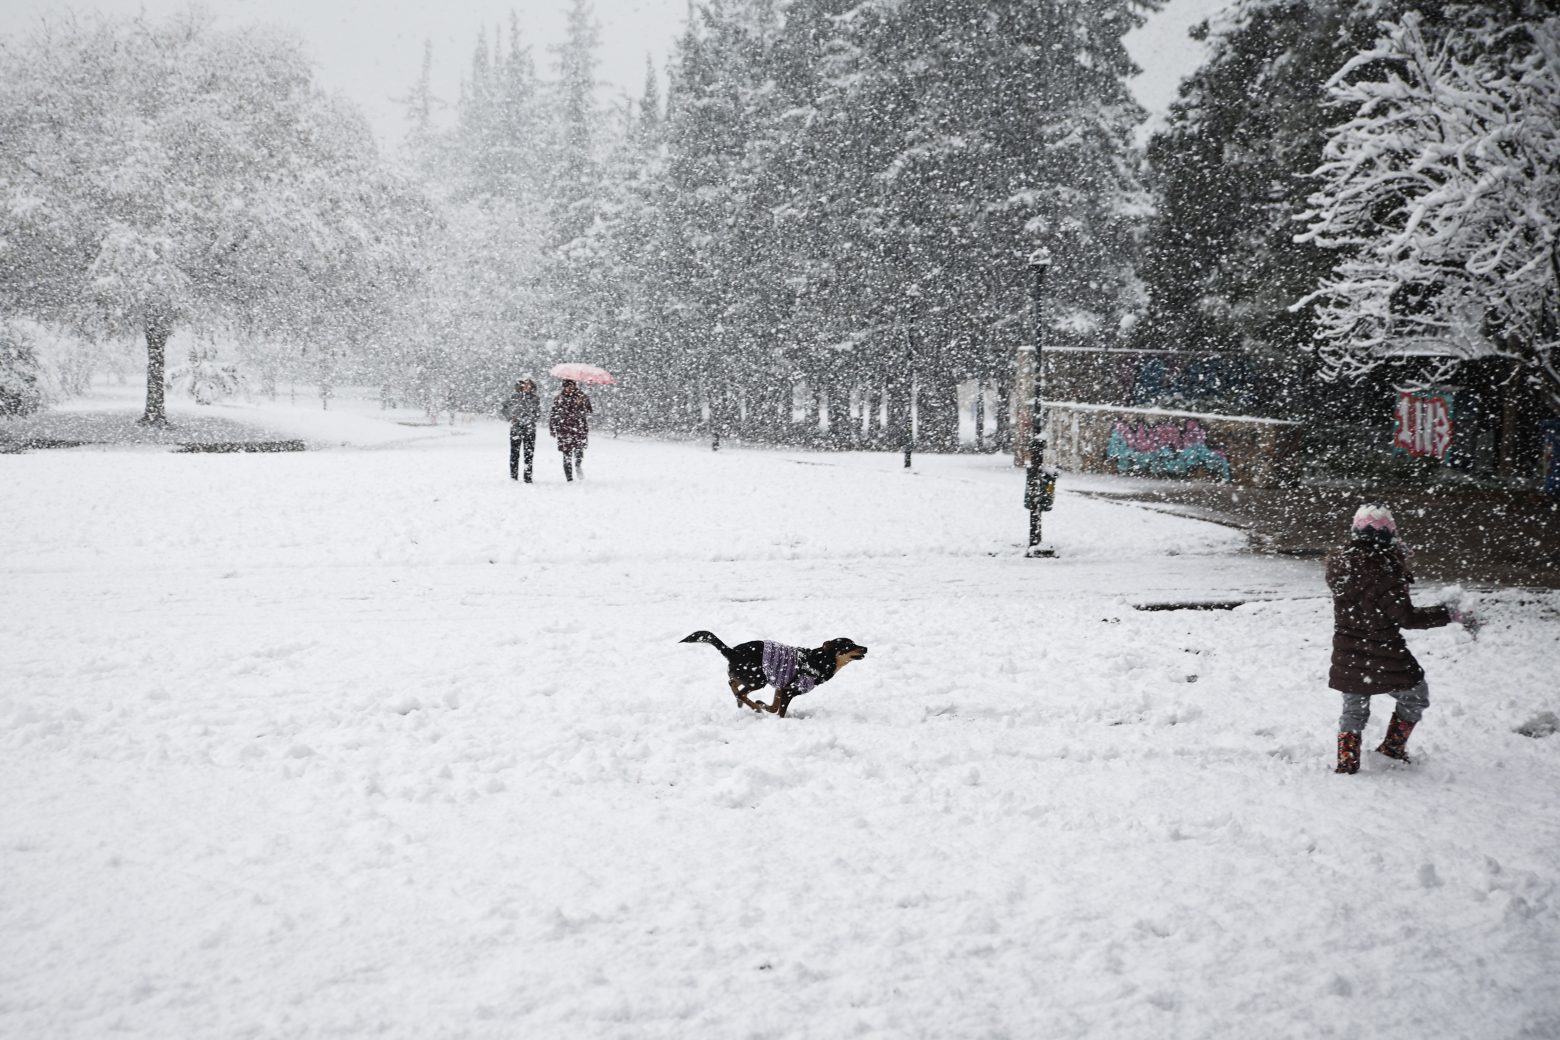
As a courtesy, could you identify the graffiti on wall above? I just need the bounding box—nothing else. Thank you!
[1392,389,1454,460]
[1106,418,1232,481]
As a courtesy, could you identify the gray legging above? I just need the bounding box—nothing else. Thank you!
[1340,680,1430,733]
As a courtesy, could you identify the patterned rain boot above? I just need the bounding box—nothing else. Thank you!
[1375,714,1417,763]
[1335,731,1362,774]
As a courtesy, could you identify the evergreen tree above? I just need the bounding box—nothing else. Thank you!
[643,0,1156,447]
[555,0,603,171]
[379,0,1159,448]
[539,0,609,353]
[398,39,441,175]
[492,16,545,202]
[638,56,663,142]
[1134,0,1399,413]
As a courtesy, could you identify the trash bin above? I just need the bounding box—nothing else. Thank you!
[1024,467,1058,512]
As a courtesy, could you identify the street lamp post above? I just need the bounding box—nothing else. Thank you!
[1024,248,1057,558]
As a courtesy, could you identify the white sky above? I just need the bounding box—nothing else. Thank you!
[0,0,1230,151]
[1125,0,1230,128]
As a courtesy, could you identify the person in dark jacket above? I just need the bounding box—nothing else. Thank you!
[548,379,592,481]
[500,379,540,482]
[1326,504,1474,773]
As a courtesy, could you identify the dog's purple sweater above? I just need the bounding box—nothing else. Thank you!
[761,641,817,694]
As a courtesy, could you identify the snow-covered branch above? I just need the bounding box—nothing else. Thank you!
[1295,12,1560,414]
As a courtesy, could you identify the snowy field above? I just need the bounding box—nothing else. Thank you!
[4,388,1559,1039]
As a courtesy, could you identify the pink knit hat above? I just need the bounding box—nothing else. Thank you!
[1350,504,1397,544]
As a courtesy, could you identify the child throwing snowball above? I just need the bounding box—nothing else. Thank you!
[1325,504,1476,773]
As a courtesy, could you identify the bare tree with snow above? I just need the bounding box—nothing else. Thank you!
[1295,10,1560,416]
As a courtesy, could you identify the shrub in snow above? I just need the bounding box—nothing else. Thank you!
[167,345,244,405]
[0,320,44,417]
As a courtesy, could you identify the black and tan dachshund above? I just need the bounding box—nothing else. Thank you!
[680,631,868,717]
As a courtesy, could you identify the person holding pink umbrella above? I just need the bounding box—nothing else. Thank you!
[548,379,593,481]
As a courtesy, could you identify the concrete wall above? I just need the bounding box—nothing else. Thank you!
[1033,403,1302,489]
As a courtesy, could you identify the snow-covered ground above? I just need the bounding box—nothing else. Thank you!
[4,388,1558,1039]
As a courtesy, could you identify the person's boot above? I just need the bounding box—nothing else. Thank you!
[1335,731,1362,774]
[563,459,574,482]
[1375,714,1417,763]
[523,466,533,484]
[574,453,584,480]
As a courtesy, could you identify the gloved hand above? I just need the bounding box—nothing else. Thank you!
[1450,607,1482,638]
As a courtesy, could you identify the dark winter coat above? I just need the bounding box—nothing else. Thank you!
[501,389,540,428]
[1326,544,1452,695]
[549,388,592,453]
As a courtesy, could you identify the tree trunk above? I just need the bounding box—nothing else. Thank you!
[887,374,911,453]
[138,316,172,427]
[795,382,815,438]
[993,378,1012,453]
[973,381,987,450]
[765,382,789,441]
[1498,368,1522,479]
[918,376,959,452]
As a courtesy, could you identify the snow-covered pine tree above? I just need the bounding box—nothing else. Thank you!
[536,0,612,360]
[579,0,1155,447]
[1134,0,1395,410]
[575,57,680,434]
[454,27,501,200]
[623,10,726,428]
[397,39,446,183]
[820,0,1156,449]
[619,0,821,438]
[638,56,664,143]
[495,15,546,203]
[1295,7,1560,417]
[380,12,582,417]
[554,0,603,174]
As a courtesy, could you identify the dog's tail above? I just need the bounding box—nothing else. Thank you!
[680,630,733,659]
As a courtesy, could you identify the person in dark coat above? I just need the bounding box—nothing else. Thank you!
[500,379,540,482]
[1326,504,1474,773]
[548,379,593,481]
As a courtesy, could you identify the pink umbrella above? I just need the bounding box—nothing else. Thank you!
[549,362,616,385]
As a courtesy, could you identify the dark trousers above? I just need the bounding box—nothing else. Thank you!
[562,447,584,481]
[510,425,536,481]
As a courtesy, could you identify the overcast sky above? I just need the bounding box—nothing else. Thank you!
[1,0,1228,150]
